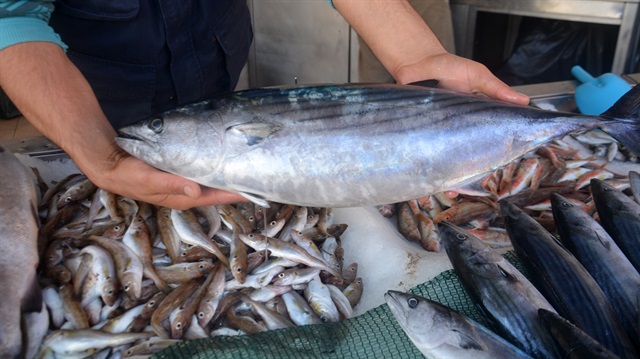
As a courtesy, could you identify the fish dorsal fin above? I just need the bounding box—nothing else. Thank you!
[226,122,282,146]
[239,192,271,208]
[451,329,484,351]
[407,79,440,88]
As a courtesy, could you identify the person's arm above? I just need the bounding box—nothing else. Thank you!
[0,1,245,209]
[333,0,530,106]
[0,42,245,209]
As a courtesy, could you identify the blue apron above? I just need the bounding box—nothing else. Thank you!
[49,0,253,129]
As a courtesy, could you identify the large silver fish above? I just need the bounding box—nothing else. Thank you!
[0,145,48,359]
[116,83,640,207]
[384,290,532,359]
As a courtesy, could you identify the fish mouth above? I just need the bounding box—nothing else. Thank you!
[384,291,403,314]
[115,128,161,154]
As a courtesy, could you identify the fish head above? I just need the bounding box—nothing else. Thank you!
[101,279,119,307]
[385,291,442,348]
[116,107,224,180]
[438,222,502,269]
[238,233,268,250]
[549,192,578,223]
[590,178,631,210]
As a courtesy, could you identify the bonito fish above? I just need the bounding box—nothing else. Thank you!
[385,290,532,359]
[116,83,640,207]
[0,145,48,359]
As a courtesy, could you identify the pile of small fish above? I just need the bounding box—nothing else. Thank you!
[33,174,363,358]
[386,174,640,359]
[385,132,640,252]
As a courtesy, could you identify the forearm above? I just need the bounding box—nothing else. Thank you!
[333,0,445,84]
[0,42,123,186]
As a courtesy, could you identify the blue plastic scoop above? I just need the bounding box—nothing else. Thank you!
[571,65,631,115]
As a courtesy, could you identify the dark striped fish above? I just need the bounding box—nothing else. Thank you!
[551,192,640,343]
[439,222,559,359]
[591,178,640,273]
[538,309,622,359]
[116,84,640,207]
[501,201,637,359]
[630,171,640,203]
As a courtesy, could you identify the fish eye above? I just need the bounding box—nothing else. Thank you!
[407,297,419,308]
[198,312,204,318]
[270,221,276,226]
[561,201,572,207]
[124,285,130,291]
[236,268,242,272]
[456,233,466,240]
[278,273,285,278]
[248,234,254,238]
[175,323,182,329]
[148,118,164,133]
[320,316,328,322]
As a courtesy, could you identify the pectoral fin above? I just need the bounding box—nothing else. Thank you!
[239,192,271,208]
[226,122,283,146]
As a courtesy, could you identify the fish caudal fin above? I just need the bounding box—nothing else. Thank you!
[600,84,640,154]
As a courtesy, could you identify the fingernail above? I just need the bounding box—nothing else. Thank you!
[184,185,196,199]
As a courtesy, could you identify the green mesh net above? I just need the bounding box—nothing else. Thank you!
[154,252,525,359]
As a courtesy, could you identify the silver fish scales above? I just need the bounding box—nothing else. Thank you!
[116,84,640,208]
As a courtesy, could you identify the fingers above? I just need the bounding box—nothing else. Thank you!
[96,157,246,210]
[143,171,246,209]
[398,53,530,106]
[468,63,529,106]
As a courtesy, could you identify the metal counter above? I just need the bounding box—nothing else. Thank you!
[451,0,640,74]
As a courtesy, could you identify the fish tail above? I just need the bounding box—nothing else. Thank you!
[600,85,640,154]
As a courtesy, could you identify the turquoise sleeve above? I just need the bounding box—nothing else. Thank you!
[327,0,335,9]
[0,1,67,51]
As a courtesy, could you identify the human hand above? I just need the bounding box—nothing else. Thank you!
[394,52,530,106]
[90,151,246,210]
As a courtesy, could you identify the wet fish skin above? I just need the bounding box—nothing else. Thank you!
[630,171,640,203]
[151,278,201,339]
[551,192,640,343]
[87,235,143,300]
[238,233,341,277]
[385,291,533,359]
[501,201,637,359]
[196,264,226,328]
[0,146,45,359]
[171,209,229,267]
[591,178,640,272]
[304,275,340,323]
[116,84,640,208]
[40,329,151,356]
[122,215,170,292]
[342,277,363,309]
[281,290,322,326]
[538,309,622,359]
[439,222,559,359]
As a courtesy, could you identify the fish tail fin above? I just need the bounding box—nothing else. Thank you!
[600,85,640,154]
